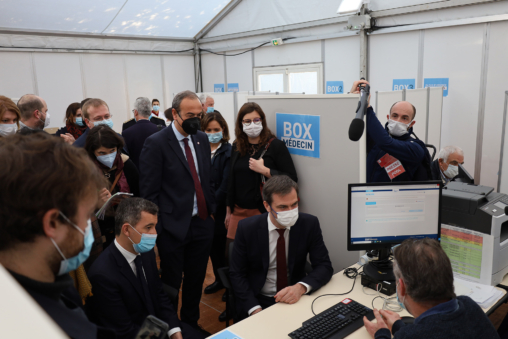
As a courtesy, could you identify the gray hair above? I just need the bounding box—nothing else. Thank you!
[438,145,463,163]
[17,94,44,120]
[173,90,200,112]
[114,198,159,236]
[262,175,299,205]
[134,97,151,118]
[199,94,213,104]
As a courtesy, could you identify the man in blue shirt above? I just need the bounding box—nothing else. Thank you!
[350,80,431,182]
[363,238,499,339]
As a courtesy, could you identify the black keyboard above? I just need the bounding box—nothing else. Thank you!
[288,298,374,339]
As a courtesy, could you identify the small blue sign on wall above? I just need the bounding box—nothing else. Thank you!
[393,79,415,91]
[276,113,320,159]
[227,83,239,92]
[424,78,449,97]
[214,84,225,93]
[326,81,344,94]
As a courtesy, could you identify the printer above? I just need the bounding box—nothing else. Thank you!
[442,182,508,285]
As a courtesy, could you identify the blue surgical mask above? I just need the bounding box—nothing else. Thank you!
[75,117,84,126]
[206,107,214,113]
[128,224,157,253]
[153,105,160,111]
[51,212,94,275]
[396,282,407,311]
[207,131,223,144]
[97,151,117,169]
[94,119,114,129]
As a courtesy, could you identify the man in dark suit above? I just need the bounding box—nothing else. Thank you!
[140,90,215,334]
[230,175,333,320]
[123,110,166,132]
[122,97,161,170]
[87,198,204,339]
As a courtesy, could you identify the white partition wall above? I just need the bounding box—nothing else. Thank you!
[196,92,236,142]
[0,52,35,98]
[248,94,362,272]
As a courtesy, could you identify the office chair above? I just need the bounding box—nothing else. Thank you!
[426,144,437,161]
[217,241,237,327]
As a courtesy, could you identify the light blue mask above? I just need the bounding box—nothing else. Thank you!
[206,107,214,113]
[153,105,160,111]
[129,224,157,253]
[75,117,85,126]
[51,212,94,275]
[207,131,223,144]
[97,151,117,169]
[94,119,114,129]
[396,282,407,311]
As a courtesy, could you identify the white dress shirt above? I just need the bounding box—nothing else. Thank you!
[171,122,200,217]
[248,215,311,316]
[114,240,181,337]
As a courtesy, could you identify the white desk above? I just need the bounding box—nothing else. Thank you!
[210,264,507,339]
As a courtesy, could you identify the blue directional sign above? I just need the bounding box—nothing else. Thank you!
[227,83,239,92]
[392,79,415,91]
[326,81,344,94]
[214,84,225,93]
[424,78,449,97]
[276,113,320,159]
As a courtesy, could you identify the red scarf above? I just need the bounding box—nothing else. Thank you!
[66,122,86,139]
[151,110,159,117]
[94,152,130,193]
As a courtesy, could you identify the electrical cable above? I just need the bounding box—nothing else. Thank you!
[310,266,363,316]
[199,37,296,57]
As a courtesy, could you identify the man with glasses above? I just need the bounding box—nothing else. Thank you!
[140,90,215,336]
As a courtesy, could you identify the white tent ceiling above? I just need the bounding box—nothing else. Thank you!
[0,0,231,38]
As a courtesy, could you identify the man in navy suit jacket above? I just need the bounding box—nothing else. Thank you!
[87,198,204,339]
[230,175,333,320]
[140,91,215,333]
[122,97,161,170]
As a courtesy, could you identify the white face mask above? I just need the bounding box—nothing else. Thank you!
[271,207,299,228]
[0,123,17,136]
[443,164,459,179]
[243,123,263,138]
[387,119,412,137]
[38,111,50,129]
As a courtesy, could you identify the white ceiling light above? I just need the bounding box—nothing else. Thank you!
[337,0,365,15]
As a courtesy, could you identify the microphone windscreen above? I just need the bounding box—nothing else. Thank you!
[348,118,365,141]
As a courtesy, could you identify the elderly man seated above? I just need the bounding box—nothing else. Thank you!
[431,145,464,185]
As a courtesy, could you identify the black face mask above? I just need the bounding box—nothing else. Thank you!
[178,113,200,135]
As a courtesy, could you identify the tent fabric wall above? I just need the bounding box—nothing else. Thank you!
[0,50,194,133]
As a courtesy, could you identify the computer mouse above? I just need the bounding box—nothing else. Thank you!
[401,316,415,324]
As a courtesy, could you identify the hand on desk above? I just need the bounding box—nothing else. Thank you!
[274,284,306,304]
[363,309,388,338]
[378,309,401,332]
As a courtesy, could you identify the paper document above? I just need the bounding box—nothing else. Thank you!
[454,277,504,309]
[208,329,243,339]
[96,192,133,220]
[441,224,494,285]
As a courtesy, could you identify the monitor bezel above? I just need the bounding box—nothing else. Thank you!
[347,180,442,252]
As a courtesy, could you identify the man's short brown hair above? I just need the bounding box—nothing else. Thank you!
[393,238,456,304]
[82,98,109,120]
[17,94,44,120]
[0,133,106,250]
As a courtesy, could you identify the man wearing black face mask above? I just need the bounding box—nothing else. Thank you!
[140,90,215,335]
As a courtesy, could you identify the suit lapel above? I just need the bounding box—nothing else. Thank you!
[111,245,152,311]
[258,219,270,273]
[167,123,191,175]
[288,218,302,281]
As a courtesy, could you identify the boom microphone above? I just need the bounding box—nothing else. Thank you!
[348,82,370,141]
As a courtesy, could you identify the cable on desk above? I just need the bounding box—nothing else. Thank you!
[310,266,363,316]
[363,281,403,312]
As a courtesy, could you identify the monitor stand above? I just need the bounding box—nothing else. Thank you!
[363,248,395,282]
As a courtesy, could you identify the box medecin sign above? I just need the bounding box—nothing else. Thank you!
[276,113,320,159]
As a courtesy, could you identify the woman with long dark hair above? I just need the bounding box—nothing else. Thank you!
[56,102,87,139]
[225,102,297,241]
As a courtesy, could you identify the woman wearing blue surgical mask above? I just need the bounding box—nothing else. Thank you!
[0,96,20,137]
[56,102,87,140]
[85,125,139,248]
[200,113,232,306]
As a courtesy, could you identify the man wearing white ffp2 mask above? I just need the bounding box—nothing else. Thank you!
[431,145,465,185]
[350,80,431,183]
[229,175,333,320]
[17,94,49,131]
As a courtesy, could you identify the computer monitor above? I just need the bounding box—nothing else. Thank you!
[347,181,442,281]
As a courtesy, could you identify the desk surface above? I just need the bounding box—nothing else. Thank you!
[210,265,507,339]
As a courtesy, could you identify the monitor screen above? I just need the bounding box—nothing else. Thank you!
[347,181,442,251]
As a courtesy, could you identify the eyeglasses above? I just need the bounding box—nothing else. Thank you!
[92,114,113,122]
[242,118,262,126]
